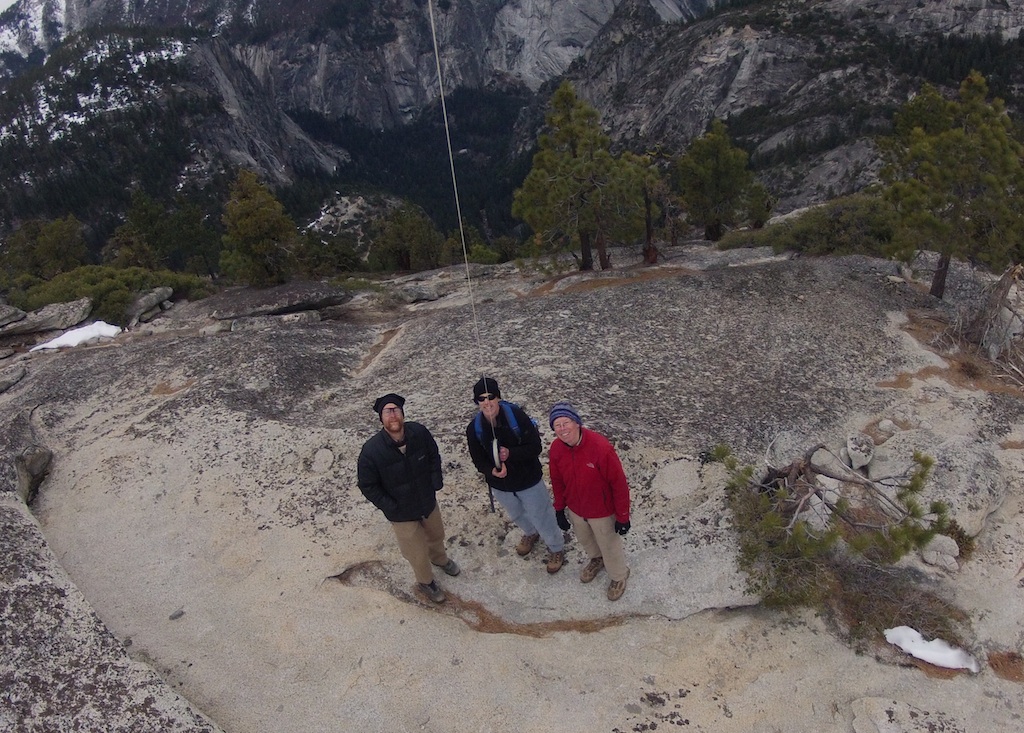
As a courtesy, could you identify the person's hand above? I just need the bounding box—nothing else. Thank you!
[615,520,631,535]
[498,446,510,462]
[556,509,570,531]
[491,464,507,479]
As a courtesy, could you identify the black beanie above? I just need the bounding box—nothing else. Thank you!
[472,377,501,402]
[373,393,405,419]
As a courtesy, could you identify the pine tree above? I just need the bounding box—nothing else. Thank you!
[512,82,645,270]
[1,216,89,284]
[368,204,444,272]
[220,171,297,286]
[673,119,756,241]
[881,71,1024,299]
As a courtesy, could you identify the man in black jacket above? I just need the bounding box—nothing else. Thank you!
[357,393,460,603]
[466,377,564,574]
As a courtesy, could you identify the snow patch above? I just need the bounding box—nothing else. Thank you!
[884,626,979,673]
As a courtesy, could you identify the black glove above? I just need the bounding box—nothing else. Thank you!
[615,520,631,536]
[556,509,570,531]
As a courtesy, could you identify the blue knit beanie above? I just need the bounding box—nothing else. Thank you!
[548,401,582,430]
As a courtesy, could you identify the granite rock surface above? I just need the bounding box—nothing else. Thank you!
[2,244,1023,733]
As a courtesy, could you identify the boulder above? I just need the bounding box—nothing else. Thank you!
[846,431,875,469]
[230,310,320,332]
[920,532,960,572]
[0,298,92,336]
[126,286,173,325]
[201,282,351,321]
[869,431,1006,537]
[0,304,25,328]
[15,443,51,504]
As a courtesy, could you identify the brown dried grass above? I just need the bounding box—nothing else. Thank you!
[988,650,1024,683]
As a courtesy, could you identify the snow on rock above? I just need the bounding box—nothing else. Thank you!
[29,321,121,351]
[883,625,979,673]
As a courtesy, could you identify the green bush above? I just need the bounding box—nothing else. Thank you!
[11,265,214,326]
[466,243,501,265]
[719,192,898,256]
[715,445,965,648]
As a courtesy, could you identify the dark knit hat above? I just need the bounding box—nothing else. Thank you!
[373,393,405,419]
[548,401,582,430]
[472,377,501,402]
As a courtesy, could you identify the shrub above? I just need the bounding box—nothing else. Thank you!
[11,265,214,326]
[716,444,966,647]
[466,243,501,265]
[719,192,898,256]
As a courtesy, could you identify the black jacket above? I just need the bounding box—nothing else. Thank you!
[357,421,443,522]
[465,402,543,493]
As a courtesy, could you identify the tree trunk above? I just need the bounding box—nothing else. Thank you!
[579,231,594,271]
[929,252,951,299]
[596,231,611,270]
[643,191,659,264]
[964,264,1023,356]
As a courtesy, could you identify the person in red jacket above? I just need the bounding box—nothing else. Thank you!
[547,401,632,601]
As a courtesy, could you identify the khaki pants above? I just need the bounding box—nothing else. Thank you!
[390,505,449,584]
[567,509,629,582]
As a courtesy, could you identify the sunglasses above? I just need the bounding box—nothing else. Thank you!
[476,394,498,402]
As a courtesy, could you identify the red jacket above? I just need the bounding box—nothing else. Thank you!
[549,427,630,522]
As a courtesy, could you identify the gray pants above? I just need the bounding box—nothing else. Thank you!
[493,479,564,553]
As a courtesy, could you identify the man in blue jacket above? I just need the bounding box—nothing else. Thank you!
[466,377,564,574]
[357,393,460,603]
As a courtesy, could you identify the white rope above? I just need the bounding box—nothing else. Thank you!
[427,2,501,485]
[426,0,483,353]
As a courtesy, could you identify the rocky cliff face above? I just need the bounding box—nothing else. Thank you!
[1,0,1023,217]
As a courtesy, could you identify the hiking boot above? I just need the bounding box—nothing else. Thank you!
[545,550,565,574]
[516,533,540,556]
[579,556,605,583]
[607,569,630,601]
[437,558,461,577]
[418,581,446,603]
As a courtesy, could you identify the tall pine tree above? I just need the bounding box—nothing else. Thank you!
[881,71,1024,299]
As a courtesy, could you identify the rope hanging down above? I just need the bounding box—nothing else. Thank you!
[426,0,483,354]
[426,1,503,494]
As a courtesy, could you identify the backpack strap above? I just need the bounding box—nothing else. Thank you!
[474,401,523,444]
[500,400,521,439]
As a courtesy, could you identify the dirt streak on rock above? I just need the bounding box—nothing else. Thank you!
[333,561,629,636]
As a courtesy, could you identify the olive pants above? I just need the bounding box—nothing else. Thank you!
[567,509,629,582]
[390,504,449,584]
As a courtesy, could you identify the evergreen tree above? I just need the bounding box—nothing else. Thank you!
[102,192,163,269]
[746,182,776,230]
[512,82,645,270]
[673,120,756,241]
[165,199,221,278]
[881,72,1024,299]
[220,171,297,286]
[368,204,444,272]
[294,230,360,278]
[1,215,89,285]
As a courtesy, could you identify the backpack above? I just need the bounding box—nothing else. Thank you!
[473,400,535,445]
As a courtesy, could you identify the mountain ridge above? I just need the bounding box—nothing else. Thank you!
[1,0,1023,242]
